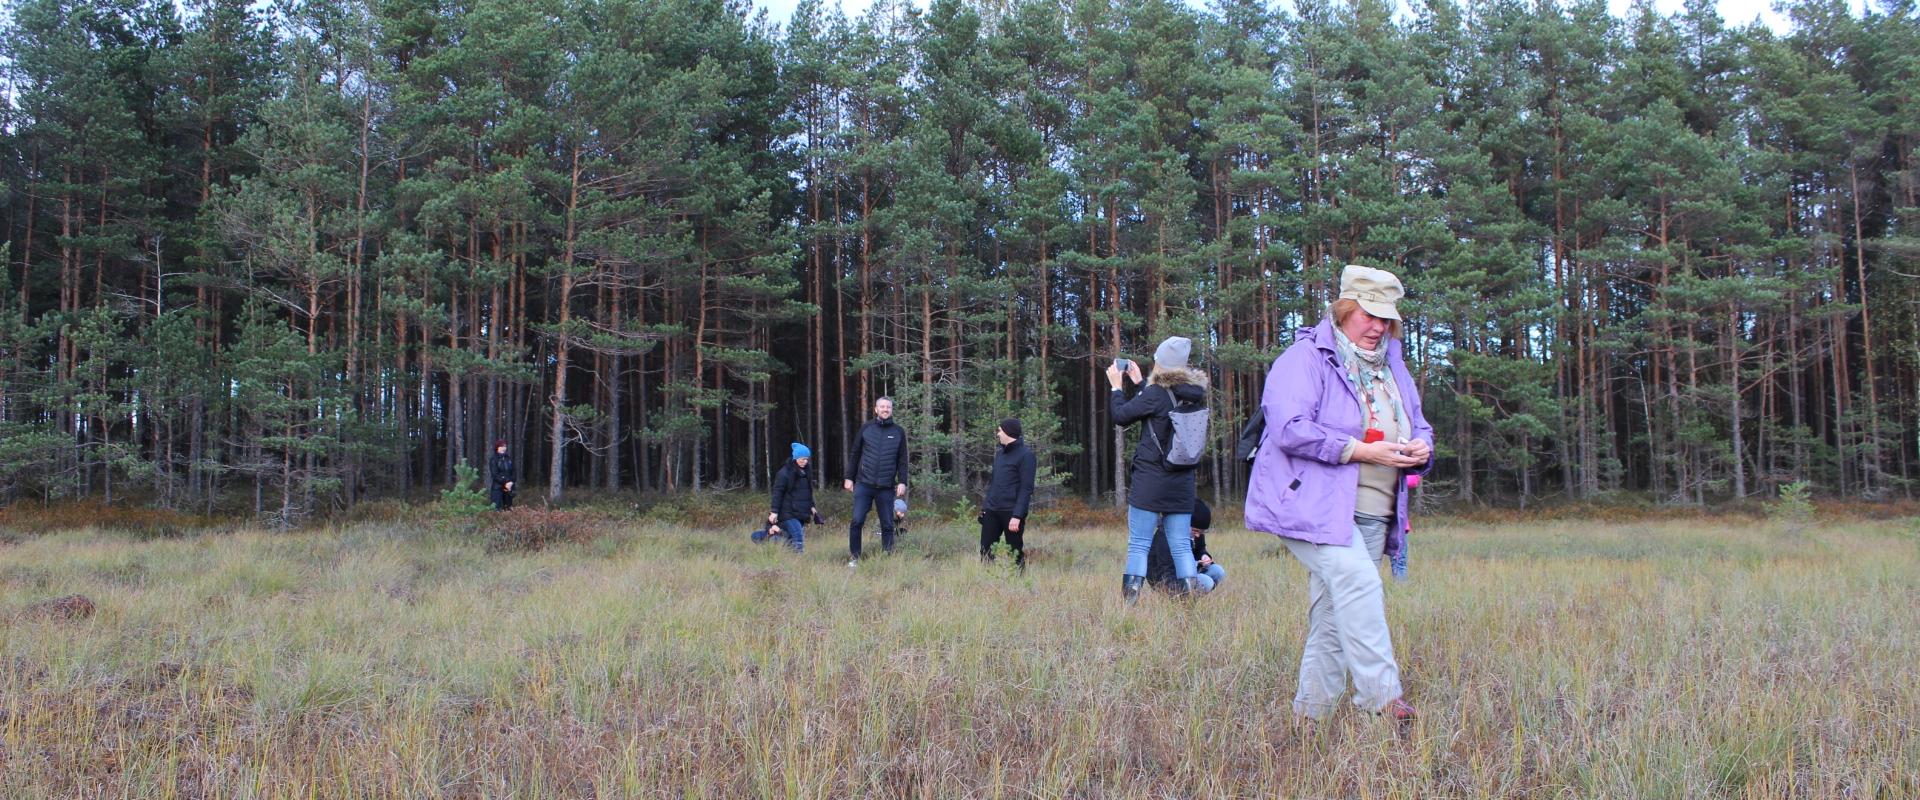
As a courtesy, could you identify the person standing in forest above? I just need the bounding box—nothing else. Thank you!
[1108,336,1209,602]
[1244,264,1433,726]
[489,440,516,511]
[980,418,1037,567]
[844,397,909,567]
[767,443,818,552]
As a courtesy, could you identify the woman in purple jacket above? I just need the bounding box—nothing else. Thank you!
[1244,265,1433,725]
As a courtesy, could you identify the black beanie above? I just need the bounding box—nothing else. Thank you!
[998,418,1023,441]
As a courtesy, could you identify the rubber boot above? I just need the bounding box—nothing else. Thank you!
[1121,575,1145,604]
[1180,577,1203,598]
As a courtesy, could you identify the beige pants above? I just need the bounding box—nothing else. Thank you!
[1283,514,1401,718]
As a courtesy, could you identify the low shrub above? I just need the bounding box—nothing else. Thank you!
[337,499,418,525]
[640,491,768,529]
[482,508,602,554]
[0,500,220,537]
[1031,495,1119,530]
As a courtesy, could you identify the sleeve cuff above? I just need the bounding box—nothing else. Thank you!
[1339,438,1358,464]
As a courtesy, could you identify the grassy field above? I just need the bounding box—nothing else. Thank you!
[2,510,1916,799]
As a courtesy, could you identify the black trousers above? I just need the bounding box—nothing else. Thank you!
[491,484,514,511]
[848,483,896,558]
[979,510,1025,566]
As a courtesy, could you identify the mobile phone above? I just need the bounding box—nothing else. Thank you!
[1113,357,1131,373]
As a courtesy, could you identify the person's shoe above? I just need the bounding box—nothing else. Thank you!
[1121,575,1145,604]
[847,559,858,569]
[1180,577,1203,598]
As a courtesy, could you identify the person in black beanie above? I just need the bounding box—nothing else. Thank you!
[1147,498,1224,594]
[980,418,1037,567]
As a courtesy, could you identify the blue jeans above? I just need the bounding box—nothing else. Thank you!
[779,519,804,552]
[848,483,896,558]
[1196,563,1225,592]
[1127,506,1194,579]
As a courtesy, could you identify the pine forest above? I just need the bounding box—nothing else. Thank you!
[2,0,1918,521]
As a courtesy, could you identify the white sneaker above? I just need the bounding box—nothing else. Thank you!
[847,559,858,568]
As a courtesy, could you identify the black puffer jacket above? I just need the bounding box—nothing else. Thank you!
[982,439,1037,518]
[770,460,815,523]
[846,417,910,488]
[1110,368,1208,514]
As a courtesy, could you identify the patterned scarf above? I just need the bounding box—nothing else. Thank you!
[1332,326,1410,442]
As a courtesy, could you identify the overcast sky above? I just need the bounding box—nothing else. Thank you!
[747,0,1860,35]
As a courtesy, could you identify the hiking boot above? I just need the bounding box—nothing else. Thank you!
[1121,574,1145,604]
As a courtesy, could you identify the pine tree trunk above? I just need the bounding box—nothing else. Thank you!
[549,145,583,502]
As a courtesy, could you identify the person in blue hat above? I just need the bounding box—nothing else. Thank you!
[766,443,818,551]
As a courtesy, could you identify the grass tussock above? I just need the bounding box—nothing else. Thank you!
[2,513,1916,798]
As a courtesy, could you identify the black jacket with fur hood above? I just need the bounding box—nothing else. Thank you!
[1109,367,1209,514]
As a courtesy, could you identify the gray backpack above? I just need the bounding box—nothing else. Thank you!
[1150,398,1211,470]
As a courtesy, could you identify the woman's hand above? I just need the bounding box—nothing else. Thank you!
[1104,363,1124,390]
[1399,439,1432,465]
[1353,440,1422,468]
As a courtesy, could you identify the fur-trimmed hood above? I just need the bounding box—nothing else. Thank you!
[1150,367,1209,405]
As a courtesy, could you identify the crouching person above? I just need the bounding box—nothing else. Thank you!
[767,443,817,552]
[1147,498,1224,595]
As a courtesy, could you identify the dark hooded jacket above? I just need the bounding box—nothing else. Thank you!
[488,451,515,488]
[982,438,1037,518]
[1110,367,1209,514]
[770,459,815,523]
[846,417,910,489]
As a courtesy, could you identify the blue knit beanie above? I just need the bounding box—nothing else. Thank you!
[791,443,811,460]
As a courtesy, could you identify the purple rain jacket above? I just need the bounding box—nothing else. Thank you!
[1243,318,1435,556]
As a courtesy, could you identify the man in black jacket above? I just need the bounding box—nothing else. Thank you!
[488,439,515,511]
[980,418,1037,567]
[767,443,818,551]
[843,396,909,566]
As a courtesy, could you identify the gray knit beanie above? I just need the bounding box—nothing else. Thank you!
[1153,336,1192,371]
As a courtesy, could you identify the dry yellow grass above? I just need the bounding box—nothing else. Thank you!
[2,514,1915,798]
